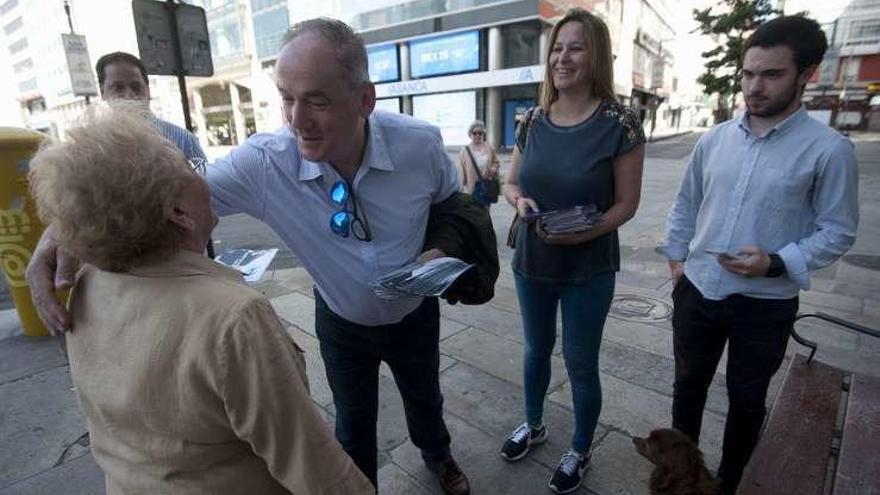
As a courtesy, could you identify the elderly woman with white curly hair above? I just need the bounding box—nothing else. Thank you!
[28,108,373,495]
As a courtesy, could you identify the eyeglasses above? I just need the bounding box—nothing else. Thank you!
[329,180,373,242]
[188,157,207,176]
[471,131,485,136]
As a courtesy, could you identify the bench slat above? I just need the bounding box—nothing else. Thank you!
[737,354,843,495]
[834,373,880,495]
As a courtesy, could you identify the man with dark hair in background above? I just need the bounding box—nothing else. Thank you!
[95,51,206,163]
[662,16,859,494]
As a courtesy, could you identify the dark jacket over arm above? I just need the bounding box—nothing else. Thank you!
[424,192,499,305]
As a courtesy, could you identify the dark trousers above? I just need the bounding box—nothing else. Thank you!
[671,276,797,494]
[315,293,451,488]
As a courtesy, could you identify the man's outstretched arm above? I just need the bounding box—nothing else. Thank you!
[25,224,80,334]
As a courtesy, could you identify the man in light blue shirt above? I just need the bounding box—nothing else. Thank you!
[27,22,472,495]
[662,16,858,494]
[207,19,470,494]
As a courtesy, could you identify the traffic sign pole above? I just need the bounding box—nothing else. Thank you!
[163,0,211,258]
[164,0,194,134]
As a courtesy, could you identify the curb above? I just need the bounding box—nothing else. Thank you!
[648,130,694,143]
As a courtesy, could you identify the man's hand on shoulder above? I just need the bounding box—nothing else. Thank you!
[24,226,79,335]
[717,245,771,278]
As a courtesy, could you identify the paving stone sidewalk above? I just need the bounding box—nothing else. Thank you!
[2,137,878,494]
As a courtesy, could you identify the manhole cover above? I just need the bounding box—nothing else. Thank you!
[842,254,880,271]
[610,294,672,322]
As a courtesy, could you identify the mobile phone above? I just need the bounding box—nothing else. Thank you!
[704,249,743,260]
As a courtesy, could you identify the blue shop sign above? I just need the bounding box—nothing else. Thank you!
[367,44,400,83]
[409,31,480,79]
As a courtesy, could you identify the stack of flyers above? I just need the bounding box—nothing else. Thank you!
[215,248,278,283]
[539,205,603,235]
[372,257,475,299]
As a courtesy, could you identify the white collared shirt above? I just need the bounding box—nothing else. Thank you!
[207,111,461,325]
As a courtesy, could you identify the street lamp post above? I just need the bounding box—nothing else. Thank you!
[62,0,89,105]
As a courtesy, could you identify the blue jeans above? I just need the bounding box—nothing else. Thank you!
[515,271,615,453]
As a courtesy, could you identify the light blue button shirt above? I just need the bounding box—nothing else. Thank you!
[207,110,461,325]
[152,117,207,162]
[664,106,859,300]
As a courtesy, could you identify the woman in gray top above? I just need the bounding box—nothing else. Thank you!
[499,8,645,493]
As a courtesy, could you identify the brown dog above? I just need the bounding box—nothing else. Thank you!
[633,428,720,495]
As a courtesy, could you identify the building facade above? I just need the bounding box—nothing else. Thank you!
[801,0,880,130]
[3,0,689,147]
[0,0,106,137]
[184,0,293,147]
[275,0,683,148]
[0,0,204,138]
[185,0,685,148]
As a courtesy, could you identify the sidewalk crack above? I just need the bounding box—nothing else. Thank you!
[0,363,70,387]
[52,431,90,468]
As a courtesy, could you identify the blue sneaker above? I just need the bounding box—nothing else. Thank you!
[500,422,548,461]
[548,450,590,493]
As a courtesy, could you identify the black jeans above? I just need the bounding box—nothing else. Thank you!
[671,276,797,494]
[315,292,451,488]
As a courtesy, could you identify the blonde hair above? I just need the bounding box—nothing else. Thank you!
[540,8,616,109]
[29,104,197,272]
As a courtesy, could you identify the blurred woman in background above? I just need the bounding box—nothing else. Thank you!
[458,119,501,207]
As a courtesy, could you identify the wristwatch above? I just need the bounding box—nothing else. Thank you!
[766,253,786,278]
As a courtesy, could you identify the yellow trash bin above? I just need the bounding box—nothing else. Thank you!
[0,127,60,337]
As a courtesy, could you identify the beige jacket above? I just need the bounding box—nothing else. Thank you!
[458,144,500,195]
[66,250,373,495]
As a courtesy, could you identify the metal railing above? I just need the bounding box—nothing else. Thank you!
[791,311,880,363]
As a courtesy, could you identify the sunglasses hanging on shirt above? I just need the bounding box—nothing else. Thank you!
[328,180,373,242]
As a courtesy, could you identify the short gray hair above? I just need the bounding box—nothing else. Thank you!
[468,120,486,135]
[280,18,369,89]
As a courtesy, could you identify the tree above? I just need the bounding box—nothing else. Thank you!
[693,0,778,121]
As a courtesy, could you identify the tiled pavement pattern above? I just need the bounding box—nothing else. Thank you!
[2,133,878,494]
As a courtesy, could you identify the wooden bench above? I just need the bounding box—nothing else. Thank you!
[737,312,880,495]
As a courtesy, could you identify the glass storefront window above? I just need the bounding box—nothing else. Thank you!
[17,77,36,92]
[210,19,243,59]
[367,44,400,83]
[350,0,510,32]
[503,23,540,68]
[251,0,285,11]
[409,31,481,79]
[0,0,18,16]
[8,36,27,55]
[375,97,402,113]
[4,16,22,36]
[253,6,289,59]
[412,90,476,146]
[200,0,236,10]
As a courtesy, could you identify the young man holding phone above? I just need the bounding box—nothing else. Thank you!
[662,16,858,495]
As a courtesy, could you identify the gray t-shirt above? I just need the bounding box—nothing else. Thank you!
[513,101,645,284]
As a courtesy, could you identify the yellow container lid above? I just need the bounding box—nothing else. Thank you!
[0,127,46,148]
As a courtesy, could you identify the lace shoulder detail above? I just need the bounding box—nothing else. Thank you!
[602,101,646,147]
